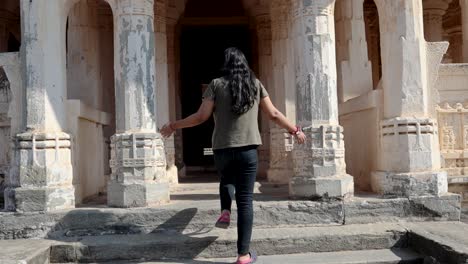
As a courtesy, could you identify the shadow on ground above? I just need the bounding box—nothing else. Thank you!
[47,208,230,263]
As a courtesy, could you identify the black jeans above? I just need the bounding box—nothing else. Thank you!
[213,145,258,255]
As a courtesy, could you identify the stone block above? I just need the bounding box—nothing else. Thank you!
[289,175,354,199]
[13,186,75,212]
[379,118,440,172]
[107,181,169,208]
[6,132,75,212]
[371,170,448,197]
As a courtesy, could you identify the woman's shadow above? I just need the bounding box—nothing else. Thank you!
[48,207,232,264]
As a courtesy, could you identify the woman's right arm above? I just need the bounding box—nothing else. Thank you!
[260,96,306,144]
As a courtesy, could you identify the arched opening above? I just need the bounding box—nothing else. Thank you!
[66,0,115,205]
[363,0,382,89]
[177,0,253,177]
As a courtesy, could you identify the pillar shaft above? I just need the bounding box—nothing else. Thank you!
[371,0,447,197]
[338,0,373,102]
[461,0,468,62]
[5,0,77,212]
[108,0,168,208]
[289,0,354,199]
[423,0,451,41]
[251,9,272,179]
[268,0,294,184]
[378,0,428,118]
[155,0,177,184]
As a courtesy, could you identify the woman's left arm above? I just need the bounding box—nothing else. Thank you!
[160,99,215,138]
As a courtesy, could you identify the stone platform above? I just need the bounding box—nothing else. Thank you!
[0,181,464,263]
[1,222,468,263]
[0,182,461,240]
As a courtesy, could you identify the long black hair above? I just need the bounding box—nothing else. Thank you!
[222,47,258,115]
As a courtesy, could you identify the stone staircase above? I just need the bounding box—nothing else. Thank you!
[0,183,467,263]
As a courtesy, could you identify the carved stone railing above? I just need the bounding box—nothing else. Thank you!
[436,102,468,204]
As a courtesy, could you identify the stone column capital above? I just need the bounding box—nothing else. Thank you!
[270,0,290,40]
[423,0,452,11]
[115,0,154,17]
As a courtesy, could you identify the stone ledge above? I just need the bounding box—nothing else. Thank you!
[407,222,468,263]
[3,222,467,263]
[0,194,460,240]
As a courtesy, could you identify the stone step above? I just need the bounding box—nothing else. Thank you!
[49,223,409,263]
[87,249,423,264]
[0,193,459,240]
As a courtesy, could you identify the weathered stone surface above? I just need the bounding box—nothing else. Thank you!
[48,223,408,262]
[372,171,448,197]
[290,175,354,199]
[0,192,460,240]
[345,194,461,224]
[130,249,424,264]
[408,222,468,264]
[108,133,168,207]
[0,239,53,264]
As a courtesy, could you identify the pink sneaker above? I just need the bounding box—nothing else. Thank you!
[215,210,230,229]
[236,251,257,264]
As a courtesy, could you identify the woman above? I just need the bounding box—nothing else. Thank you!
[161,47,306,264]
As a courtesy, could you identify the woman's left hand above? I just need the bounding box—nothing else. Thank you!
[160,122,175,138]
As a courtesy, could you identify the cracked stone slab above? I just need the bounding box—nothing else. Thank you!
[407,221,468,264]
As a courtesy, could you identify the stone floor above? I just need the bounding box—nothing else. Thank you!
[462,207,468,224]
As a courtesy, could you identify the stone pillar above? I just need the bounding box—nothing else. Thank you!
[108,0,169,208]
[338,0,373,101]
[363,6,381,89]
[250,6,273,179]
[371,0,447,197]
[423,0,451,41]
[267,0,294,184]
[289,0,354,199]
[461,0,468,62]
[5,0,77,212]
[166,1,185,175]
[166,18,184,173]
[155,0,177,185]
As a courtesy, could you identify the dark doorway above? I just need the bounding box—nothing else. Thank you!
[180,25,252,167]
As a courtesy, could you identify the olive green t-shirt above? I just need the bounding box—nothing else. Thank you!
[202,77,269,150]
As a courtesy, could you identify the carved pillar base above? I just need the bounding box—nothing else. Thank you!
[290,125,354,198]
[108,133,169,207]
[371,118,448,197]
[164,136,178,184]
[371,171,447,197]
[267,127,293,184]
[5,132,75,212]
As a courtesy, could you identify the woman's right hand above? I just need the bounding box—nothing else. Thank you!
[294,131,306,144]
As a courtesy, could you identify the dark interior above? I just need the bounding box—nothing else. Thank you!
[180,25,252,167]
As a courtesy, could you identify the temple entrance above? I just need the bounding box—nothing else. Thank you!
[177,0,253,174]
[179,25,252,169]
